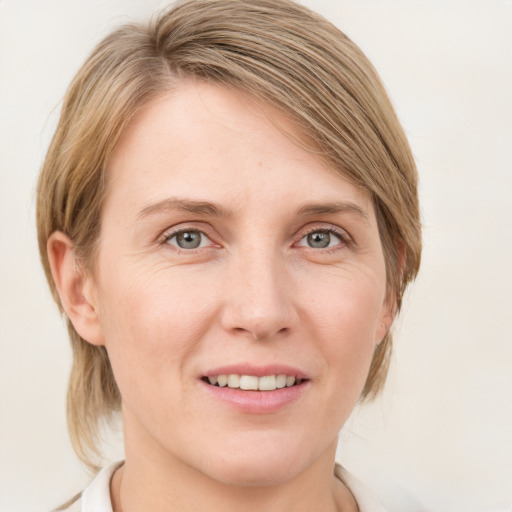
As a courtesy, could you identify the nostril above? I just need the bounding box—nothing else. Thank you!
[239,326,290,342]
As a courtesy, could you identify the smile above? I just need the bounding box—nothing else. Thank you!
[203,374,304,391]
[200,365,309,412]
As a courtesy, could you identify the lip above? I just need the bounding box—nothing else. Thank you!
[199,364,310,414]
[202,364,308,379]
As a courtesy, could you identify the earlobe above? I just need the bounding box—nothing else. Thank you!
[376,300,396,346]
[376,244,405,345]
[47,231,105,346]
[376,322,388,346]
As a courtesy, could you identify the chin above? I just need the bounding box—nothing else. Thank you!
[206,458,301,487]
[195,435,314,487]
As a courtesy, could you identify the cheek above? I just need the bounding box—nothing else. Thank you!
[301,268,385,387]
[94,264,219,392]
[306,266,385,339]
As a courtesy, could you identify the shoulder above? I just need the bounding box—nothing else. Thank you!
[334,464,388,512]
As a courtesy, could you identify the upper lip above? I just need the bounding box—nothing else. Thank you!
[202,364,308,380]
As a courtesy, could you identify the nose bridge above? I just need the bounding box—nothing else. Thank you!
[222,239,295,340]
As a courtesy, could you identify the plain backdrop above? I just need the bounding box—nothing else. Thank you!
[1,1,511,511]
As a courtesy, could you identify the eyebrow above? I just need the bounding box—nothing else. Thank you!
[295,201,369,223]
[136,197,369,223]
[136,197,233,220]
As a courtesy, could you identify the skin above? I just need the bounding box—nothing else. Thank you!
[49,81,393,512]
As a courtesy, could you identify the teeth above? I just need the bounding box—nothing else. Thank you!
[258,375,276,391]
[240,375,259,390]
[227,374,240,388]
[276,375,287,388]
[206,374,301,391]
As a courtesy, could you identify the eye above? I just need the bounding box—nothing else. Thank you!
[165,229,212,250]
[296,229,345,249]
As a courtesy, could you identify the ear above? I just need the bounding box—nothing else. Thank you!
[375,300,395,346]
[375,242,406,345]
[47,231,105,346]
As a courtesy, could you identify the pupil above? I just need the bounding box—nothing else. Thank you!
[307,231,330,248]
[177,231,201,249]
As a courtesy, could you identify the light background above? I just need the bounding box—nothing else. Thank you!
[0,1,511,511]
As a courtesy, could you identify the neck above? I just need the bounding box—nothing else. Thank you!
[111,448,356,512]
[111,411,358,512]
[112,461,347,512]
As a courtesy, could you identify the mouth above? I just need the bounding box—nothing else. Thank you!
[199,365,310,413]
[201,374,307,391]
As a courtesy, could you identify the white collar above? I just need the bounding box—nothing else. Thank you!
[335,464,388,512]
[81,461,123,512]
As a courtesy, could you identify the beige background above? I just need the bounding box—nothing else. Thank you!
[0,1,511,511]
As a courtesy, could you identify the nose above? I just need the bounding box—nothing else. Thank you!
[220,248,297,342]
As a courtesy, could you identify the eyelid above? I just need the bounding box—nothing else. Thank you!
[157,222,352,251]
[158,224,218,250]
[294,224,353,248]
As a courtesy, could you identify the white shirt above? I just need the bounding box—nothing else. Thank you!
[62,461,387,512]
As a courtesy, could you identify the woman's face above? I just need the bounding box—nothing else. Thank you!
[86,81,391,485]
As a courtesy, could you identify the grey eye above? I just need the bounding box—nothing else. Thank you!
[307,231,331,248]
[297,229,343,249]
[169,230,204,249]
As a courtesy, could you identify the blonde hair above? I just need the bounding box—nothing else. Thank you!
[37,0,421,471]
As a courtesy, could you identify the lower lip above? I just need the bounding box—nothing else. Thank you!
[200,380,309,414]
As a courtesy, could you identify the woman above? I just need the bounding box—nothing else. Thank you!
[36,0,421,510]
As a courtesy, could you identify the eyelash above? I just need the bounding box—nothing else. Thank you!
[159,225,352,253]
[160,227,217,253]
[298,226,352,253]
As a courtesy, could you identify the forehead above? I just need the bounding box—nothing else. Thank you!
[105,80,374,219]
[110,80,311,168]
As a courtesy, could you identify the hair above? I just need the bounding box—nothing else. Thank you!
[37,0,421,471]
